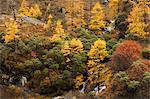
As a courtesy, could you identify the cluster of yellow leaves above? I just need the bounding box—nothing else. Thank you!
[3,20,19,43]
[108,0,119,20]
[88,39,108,61]
[61,38,83,57]
[50,20,67,42]
[127,1,149,38]
[74,75,84,88]
[89,2,105,32]
[70,38,84,53]
[19,0,42,18]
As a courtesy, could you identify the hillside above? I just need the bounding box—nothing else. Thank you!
[0,0,150,99]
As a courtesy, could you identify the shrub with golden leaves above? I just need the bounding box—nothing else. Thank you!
[19,0,42,18]
[3,20,19,43]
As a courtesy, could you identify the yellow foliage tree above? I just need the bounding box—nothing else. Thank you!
[29,4,42,18]
[89,2,106,33]
[50,20,67,42]
[61,39,84,84]
[3,20,19,43]
[44,14,53,31]
[70,38,84,54]
[108,0,119,20]
[87,39,112,86]
[87,63,112,85]
[61,38,83,56]
[88,39,108,61]
[64,0,86,31]
[19,0,42,18]
[127,1,149,38]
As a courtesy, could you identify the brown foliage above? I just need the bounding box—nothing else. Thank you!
[111,40,142,71]
[127,59,150,81]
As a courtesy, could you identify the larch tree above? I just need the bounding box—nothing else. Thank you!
[3,19,19,43]
[64,0,86,31]
[43,14,53,33]
[19,0,42,18]
[127,1,149,38]
[61,38,84,57]
[61,39,85,88]
[89,2,106,35]
[87,39,112,86]
[50,20,67,42]
[74,74,84,88]
[108,0,119,20]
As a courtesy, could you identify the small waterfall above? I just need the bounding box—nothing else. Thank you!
[52,96,66,99]
[93,85,106,96]
[20,76,27,86]
[99,85,106,92]
[79,80,88,93]
[103,19,115,34]
[8,75,27,86]
[79,82,86,93]
[94,86,99,95]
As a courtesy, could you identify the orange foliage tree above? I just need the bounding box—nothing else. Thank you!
[112,40,142,71]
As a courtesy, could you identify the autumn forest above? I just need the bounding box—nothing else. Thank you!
[0,0,150,99]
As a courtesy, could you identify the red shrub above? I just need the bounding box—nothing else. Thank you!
[112,40,142,71]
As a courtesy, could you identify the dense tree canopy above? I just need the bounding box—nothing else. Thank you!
[0,0,149,98]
